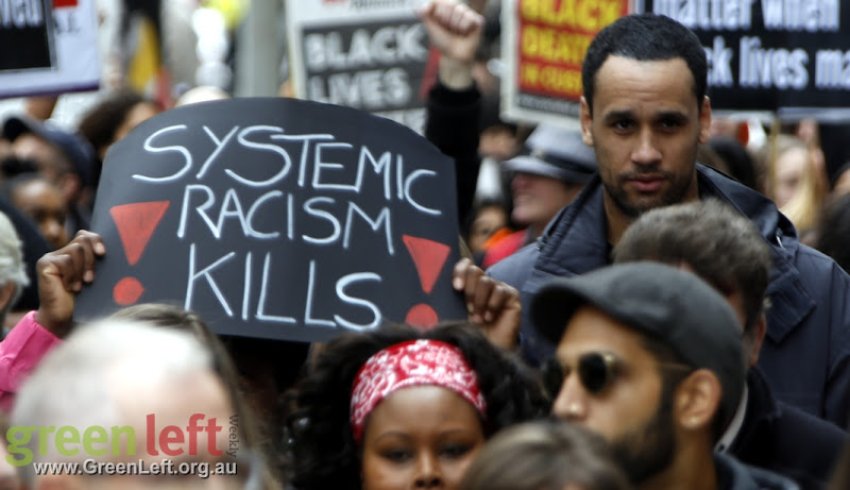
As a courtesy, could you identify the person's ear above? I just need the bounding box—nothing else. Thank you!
[580,96,594,147]
[698,96,712,144]
[673,369,722,433]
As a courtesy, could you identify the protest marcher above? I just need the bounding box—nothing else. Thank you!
[421,1,594,266]
[3,174,69,250]
[110,304,284,488]
[459,419,632,490]
[613,200,845,489]
[10,319,260,489]
[534,263,797,490]
[286,323,548,490]
[488,13,850,428]
[465,198,510,256]
[2,115,96,235]
[482,125,596,268]
[420,0,486,230]
[0,230,282,487]
[0,230,104,413]
[762,135,827,242]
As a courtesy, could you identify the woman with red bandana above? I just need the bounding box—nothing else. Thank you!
[286,323,548,490]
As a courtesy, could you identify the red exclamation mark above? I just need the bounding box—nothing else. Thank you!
[109,201,170,306]
[402,235,451,330]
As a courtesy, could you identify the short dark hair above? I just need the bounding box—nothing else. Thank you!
[613,199,771,338]
[77,89,153,155]
[459,420,631,490]
[582,14,708,113]
[286,323,549,490]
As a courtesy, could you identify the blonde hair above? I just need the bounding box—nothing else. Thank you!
[764,135,827,235]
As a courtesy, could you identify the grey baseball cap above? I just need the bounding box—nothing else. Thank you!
[531,262,745,430]
[503,124,596,184]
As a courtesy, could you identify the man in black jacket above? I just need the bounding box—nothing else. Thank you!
[534,263,797,490]
[489,13,850,428]
[613,200,845,489]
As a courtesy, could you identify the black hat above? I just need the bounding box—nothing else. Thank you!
[503,125,596,184]
[3,116,96,187]
[531,262,745,429]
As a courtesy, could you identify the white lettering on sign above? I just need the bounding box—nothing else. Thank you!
[739,36,808,89]
[0,0,43,29]
[761,0,838,32]
[184,247,383,331]
[304,24,427,71]
[655,0,755,30]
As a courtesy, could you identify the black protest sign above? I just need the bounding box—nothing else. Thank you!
[0,0,54,72]
[639,1,850,114]
[294,16,430,131]
[75,98,467,342]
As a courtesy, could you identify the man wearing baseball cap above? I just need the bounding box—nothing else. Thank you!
[532,262,796,490]
[2,115,96,233]
[482,125,596,268]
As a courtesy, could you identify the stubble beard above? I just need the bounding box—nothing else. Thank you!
[602,169,695,219]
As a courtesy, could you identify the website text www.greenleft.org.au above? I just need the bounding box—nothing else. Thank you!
[32,458,237,479]
[5,413,240,467]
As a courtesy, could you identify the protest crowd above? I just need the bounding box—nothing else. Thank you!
[3,1,850,489]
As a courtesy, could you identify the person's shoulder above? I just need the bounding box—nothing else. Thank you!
[776,402,846,452]
[791,243,850,295]
[487,242,538,288]
[715,453,800,490]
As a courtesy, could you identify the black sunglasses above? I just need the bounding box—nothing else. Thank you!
[542,352,621,397]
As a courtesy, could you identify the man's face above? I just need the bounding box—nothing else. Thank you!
[11,133,68,184]
[11,179,68,250]
[550,306,677,484]
[580,56,711,218]
[511,172,581,232]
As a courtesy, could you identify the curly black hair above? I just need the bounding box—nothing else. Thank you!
[286,322,549,490]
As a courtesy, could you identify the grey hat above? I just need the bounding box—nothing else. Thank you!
[531,262,745,430]
[503,125,596,184]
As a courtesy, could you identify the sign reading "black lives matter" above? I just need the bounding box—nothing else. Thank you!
[636,0,850,116]
[76,98,466,342]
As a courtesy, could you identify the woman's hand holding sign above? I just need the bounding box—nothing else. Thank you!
[36,231,105,338]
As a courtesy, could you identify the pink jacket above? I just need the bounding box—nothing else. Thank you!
[0,311,62,412]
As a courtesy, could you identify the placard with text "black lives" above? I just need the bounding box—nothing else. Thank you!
[75,98,466,342]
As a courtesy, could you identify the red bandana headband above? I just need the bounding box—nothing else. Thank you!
[350,339,487,442]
